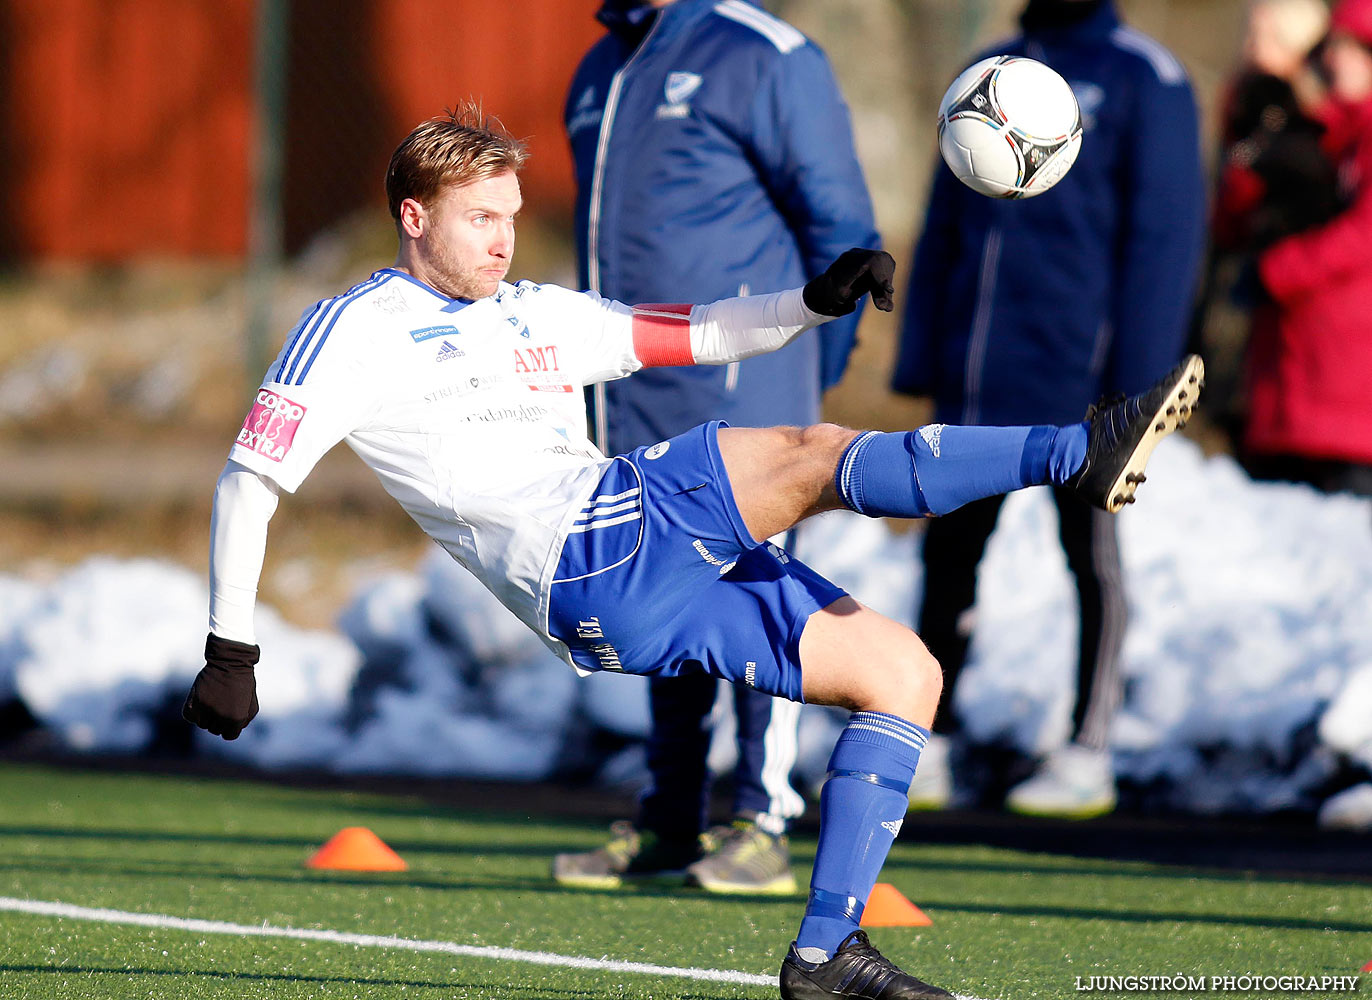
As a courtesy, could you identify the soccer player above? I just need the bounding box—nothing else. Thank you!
[183,106,1202,1000]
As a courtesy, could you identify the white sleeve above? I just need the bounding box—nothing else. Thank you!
[512,281,826,382]
[624,288,825,369]
[208,460,280,644]
[684,288,825,365]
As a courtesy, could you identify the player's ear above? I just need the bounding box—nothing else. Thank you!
[398,198,427,239]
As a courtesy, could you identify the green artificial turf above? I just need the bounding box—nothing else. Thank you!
[0,762,1365,999]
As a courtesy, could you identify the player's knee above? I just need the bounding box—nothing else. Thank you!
[763,423,856,488]
[801,602,942,722]
[859,638,943,725]
[788,422,858,481]
[909,645,944,713]
[797,422,857,456]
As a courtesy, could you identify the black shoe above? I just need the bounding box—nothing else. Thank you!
[1065,354,1205,512]
[779,930,954,999]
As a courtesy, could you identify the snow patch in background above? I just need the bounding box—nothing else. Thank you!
[4,438,1372,819]
[14,559,206,752]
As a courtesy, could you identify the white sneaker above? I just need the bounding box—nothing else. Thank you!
[1318,784,1372,831]
[907,733,952,811]
[1005,744,1117,819]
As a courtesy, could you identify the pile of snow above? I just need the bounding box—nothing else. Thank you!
[3,437,1371,819]
[962,442,1372,813]
[7,559,360,769]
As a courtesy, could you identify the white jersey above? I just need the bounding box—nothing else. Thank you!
[227,268,650,648]
[218,266,820,666]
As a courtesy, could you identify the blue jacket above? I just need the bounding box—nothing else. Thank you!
[566,0,879,453]
[892,1,1205,426]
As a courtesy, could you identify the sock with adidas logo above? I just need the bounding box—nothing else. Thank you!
[794,711,929,960]
[834,424,1088,519]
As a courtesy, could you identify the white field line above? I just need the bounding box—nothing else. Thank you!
[0,895,775,988]
[1,895,997,999]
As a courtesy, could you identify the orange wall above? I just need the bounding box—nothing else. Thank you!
[370,2,601,207]
[4,0,255,259]
[0,0,604,261]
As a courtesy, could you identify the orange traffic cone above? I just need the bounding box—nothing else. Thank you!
[306,827,408,871]
[860,883,932,927]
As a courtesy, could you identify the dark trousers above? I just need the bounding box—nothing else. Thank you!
[918,487,1127,751]
[636,673,799,838]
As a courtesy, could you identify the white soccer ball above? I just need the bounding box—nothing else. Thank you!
[937,55,1083,199]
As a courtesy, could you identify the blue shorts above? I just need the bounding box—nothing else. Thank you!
[547,421,846,702]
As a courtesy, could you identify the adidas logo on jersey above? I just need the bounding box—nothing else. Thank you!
[436,340,465,362]
[880,818,904,838]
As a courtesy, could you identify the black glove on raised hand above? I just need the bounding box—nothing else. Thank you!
[182,633,260,740]
[802,248,896,316]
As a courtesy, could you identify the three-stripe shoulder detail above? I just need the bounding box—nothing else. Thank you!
[279,273,393,385]
[712,0,805,53]
[1109,26,1188,85]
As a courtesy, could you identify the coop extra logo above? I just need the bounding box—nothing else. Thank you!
[237,389,307,462]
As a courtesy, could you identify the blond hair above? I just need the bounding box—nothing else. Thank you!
[385,102,528,220]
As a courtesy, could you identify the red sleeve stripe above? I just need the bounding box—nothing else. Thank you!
[632,303,695,367]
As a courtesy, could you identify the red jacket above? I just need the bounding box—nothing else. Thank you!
[1250,96,1372,464]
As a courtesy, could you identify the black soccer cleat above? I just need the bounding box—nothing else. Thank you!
[779,930,954,1000]
[1064,354,1205,513]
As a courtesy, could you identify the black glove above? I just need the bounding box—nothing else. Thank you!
[802,249,896,316]
[182,633,261,740]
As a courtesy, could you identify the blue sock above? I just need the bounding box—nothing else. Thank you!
[794,711,929,960]
[835,423,1088,518]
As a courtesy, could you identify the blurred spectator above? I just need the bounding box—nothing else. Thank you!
[892,0,1205,819]
[552,0,878,893]
[1192,0,1339,446]
[1244,0,1372,497]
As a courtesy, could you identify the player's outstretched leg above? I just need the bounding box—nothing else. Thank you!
[716,354,1205,543]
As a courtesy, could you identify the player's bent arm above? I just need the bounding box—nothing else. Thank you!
[633,288,821,368]
[633,249,895,369]
[208,460,281,644]
[690,289,820,364]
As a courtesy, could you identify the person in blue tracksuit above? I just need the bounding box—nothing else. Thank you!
[893,0,1204,818]
[553,0,879,893]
